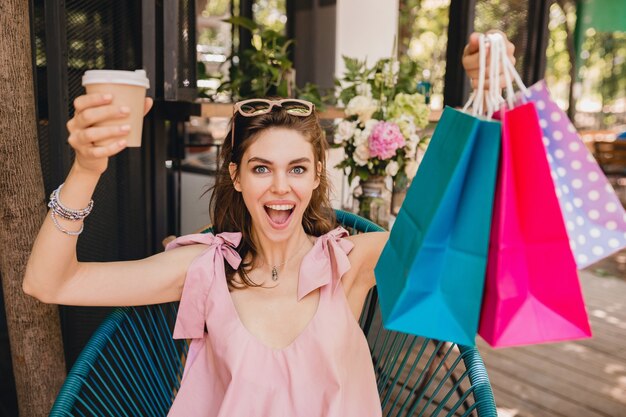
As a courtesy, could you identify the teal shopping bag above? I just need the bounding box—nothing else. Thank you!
[375,106,501,346]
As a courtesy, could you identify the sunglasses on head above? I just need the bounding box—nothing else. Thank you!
[231,98,315,146]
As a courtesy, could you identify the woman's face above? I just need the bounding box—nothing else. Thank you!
[230,127,321,242]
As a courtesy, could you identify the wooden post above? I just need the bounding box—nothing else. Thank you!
[0,1,67,415]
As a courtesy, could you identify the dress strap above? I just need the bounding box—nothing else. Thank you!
[297,227,354,301]
[165,232,242,339]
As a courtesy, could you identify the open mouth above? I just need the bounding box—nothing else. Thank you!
[264,204,295,227]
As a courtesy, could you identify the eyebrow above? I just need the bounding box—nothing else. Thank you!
[247,157,313,165]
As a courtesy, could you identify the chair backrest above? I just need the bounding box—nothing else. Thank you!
[50,210,497,417]
[593,140,626,176]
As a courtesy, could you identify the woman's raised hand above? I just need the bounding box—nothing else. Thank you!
[462,31,516,90]
[66,94,153,175]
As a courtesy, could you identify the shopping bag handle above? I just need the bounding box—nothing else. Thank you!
[486,33,505,118]
[463,33,506,118]
[462,33,487,116]
[490,32,530,108]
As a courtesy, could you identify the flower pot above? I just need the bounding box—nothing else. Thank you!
[391,182,408,217]
[354,176,390,228]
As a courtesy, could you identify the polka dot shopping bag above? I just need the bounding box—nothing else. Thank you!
[523,81,626,269]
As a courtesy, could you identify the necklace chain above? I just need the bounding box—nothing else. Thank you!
[265,238,310,282]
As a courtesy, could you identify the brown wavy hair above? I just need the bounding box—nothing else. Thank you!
[209,104,336,289]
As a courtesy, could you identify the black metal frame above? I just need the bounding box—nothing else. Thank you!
[443,0,551,107]
[44,0,72,184]
[523,0,551,86]
[163,0,197,101]
[234,0,254,59]
[444,0,476,108]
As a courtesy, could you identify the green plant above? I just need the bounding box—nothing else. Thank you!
[333,55,431,185]
[218,16,294,100]
[216,17,327,109]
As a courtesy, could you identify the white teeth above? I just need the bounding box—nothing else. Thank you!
[265,204,294,211]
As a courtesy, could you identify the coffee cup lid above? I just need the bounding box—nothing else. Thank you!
[82,70,150,88]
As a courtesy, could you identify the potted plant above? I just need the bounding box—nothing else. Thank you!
[333,55,431,225]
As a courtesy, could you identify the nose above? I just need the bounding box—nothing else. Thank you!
[270,172,290,194]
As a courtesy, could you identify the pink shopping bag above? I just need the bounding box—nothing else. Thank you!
[478,102,592,348]
[522,81,626,269]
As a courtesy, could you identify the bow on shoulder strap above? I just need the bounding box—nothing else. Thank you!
[168,232,242,339]
[297,227,354,301]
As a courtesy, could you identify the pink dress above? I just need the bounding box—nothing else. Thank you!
[164,227,382,417]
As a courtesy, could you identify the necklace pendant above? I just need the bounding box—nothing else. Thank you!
[271,267,278,281]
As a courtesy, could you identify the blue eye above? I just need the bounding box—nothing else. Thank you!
[253,166,269,174]
[291,166,306,174]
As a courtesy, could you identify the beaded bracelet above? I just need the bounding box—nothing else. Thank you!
[50,211,84,236]
[48,183,93,221]
[48,183,93,236]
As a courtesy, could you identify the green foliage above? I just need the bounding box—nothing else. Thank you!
[218,16,294,100]
[545,1,576,109]
[252,0,287,33]
[397,0,450,101]
[546,0,625,127]
[580,30,626,107]
[202,0,229,17]
[217,15,327,108]
[335,56,371,106]
[333,54,430,185]
[294,82,327,110]
[336,55,420,117]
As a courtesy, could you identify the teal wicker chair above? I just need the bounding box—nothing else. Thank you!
[50,210,497,417]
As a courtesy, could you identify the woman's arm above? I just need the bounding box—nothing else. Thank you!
[25,239,208,306]
[23,93,206,306]
[23,162,207,305]
[345,231,390,291]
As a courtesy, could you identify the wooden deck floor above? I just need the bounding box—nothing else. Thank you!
[478,253,626,417]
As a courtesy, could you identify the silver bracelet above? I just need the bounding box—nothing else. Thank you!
[48,183,93,221]
[50,211,84,236]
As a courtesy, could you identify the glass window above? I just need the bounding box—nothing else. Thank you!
[252,0,286,34]
[398,0,451,110]
[196,0,232,99]
[474,0,528,73]
[545,1,576,111]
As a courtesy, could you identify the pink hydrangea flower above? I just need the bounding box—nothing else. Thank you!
[368,121,405,160]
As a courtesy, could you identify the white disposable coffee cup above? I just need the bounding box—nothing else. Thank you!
[82,70,150,147]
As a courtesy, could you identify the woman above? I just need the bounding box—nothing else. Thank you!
[24,33,513,416]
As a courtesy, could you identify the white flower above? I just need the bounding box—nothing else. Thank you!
[346,95,379,124]
[385,160,400,177]
[405,160,419,179]
[335,120,356,143]
[363,118,379,132]
[353,128,368,146]
[356,83,372,98]
[415,147,425,163]
[354,119,379,146]
[405,140,418,158]
[334,84,345,107]
[391,114,417,139]
[405,134,421,158]
[353,144,370,166]
[391,61,400,74]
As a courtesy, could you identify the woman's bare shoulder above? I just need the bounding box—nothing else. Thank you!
[345,231,389,253]
[344,231,389,271]
[339,230,389,293]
